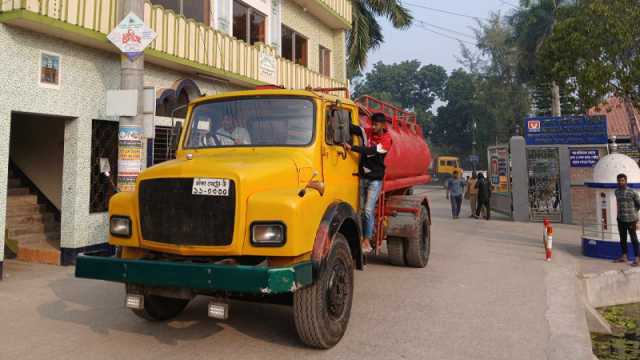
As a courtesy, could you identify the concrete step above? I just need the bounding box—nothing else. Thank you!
[6,213,55,227]
[17,241,60,265]
[7,222,60,238]
[7,187,31,196]
[6,204,48,217]
[6,194,38,206]
[10,231,61,245]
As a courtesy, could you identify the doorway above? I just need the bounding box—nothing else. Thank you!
[5,112,69,265]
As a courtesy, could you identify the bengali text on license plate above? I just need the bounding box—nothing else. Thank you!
[192,178,230,196]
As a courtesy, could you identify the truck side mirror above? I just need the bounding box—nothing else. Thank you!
[327,107,350,144]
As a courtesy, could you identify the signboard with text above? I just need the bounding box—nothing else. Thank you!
[524,115,608,146]
[570,149,600,167]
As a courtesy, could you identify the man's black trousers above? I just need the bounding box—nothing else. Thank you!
[618,221,639,258]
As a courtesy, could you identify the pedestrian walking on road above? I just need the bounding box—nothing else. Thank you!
[446,170,465,219]
[614,173,640,266]
[475,173,491,220]
[465,172,478,218]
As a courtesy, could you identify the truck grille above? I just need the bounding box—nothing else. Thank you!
[138,178,235,246]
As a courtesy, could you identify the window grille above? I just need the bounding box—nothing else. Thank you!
[90,120,118,213]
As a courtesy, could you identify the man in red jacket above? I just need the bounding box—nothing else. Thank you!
[343,113,392,253]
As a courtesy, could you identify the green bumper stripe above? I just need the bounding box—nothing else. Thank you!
[75,252,313,294]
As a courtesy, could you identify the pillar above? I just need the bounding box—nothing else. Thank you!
[510,136,529,222]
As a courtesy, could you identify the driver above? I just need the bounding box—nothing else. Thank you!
[216,114,251,145]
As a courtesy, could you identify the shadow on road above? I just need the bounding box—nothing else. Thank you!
[37,274,307,348]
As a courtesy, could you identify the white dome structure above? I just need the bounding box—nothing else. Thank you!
[591,153,640,185]
[583,152,640,260]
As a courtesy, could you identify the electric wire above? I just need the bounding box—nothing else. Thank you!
[414,19,476,40]
[403,2,488,21]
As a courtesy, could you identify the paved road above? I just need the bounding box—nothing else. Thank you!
[0,188,592,359]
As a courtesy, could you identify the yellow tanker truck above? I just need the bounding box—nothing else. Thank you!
[75,88,433,348]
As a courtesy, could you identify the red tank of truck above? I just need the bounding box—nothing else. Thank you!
[355,96,433,192]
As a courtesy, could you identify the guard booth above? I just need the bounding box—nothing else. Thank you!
[508,115,609,224]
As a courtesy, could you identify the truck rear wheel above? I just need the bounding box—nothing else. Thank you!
[293,233,354,349]
[387,237,406,266]
[404,206,431,268]
[127,285,190,321]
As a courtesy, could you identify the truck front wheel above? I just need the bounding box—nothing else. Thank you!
[293,233,354,349]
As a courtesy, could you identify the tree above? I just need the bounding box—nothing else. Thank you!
[473,16,530,160]
[539,0,640,110]
[431,69,476,155]
[348,0,413,73]
[353,60,447,132]
[508,0,577,115]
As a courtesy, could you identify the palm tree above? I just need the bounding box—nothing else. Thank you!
[509,0,576,115]
[347,0,413,73]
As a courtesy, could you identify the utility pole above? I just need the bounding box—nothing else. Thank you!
[117,0,146,192]
[551,82,561,116]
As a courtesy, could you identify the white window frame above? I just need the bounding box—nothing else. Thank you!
[39,51,61,90]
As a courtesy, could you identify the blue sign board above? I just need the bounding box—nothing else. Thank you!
[524,115,608,146]
[570,149,600,167]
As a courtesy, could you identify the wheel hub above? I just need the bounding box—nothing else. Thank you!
[327,261,348,319]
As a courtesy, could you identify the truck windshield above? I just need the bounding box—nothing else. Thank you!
[185,97,314,148]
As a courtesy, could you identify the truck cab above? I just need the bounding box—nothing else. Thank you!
[76,89,432,349]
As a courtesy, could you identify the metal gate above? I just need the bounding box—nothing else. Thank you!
[527,148,562,222]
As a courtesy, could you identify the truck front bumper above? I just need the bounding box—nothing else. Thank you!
[75,251,313,294]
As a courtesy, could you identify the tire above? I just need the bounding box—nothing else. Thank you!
[127,285,190,321]
[387,236,406,266]
[293,233,354,349]
[404,206,431,268]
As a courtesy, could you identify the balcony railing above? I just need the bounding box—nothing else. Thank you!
[0,0,347,89]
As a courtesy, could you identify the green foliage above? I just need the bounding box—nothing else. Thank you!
[539,0,640,109]
[353,60,447,132]
[347,0,413,72]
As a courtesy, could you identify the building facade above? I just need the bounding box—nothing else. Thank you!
[0,0,351,277]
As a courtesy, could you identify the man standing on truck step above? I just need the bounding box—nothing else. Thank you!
[343,113,392,253]
[446,170,465,219]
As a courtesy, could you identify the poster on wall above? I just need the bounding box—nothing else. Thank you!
[488,145,510,193]
[118,125,143,192]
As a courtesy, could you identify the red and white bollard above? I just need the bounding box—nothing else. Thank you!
[543,219,553,261]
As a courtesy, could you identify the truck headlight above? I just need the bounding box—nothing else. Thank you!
[251,223,286,246]
[110,216,131,237]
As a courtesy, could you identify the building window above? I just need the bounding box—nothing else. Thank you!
[90,120,119,213]
[40,52,60,88]
[151,0,210,25]
[281,26,307,67]
[319,46,331,76]
[233,0,266,45]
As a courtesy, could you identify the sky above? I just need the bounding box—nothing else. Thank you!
[364,0,518,74]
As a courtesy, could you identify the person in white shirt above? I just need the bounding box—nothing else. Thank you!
[216,115,251,145]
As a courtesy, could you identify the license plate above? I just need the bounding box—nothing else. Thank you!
[192,178,230,196]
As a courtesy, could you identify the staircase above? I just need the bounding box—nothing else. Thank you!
[5,169,61,265]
